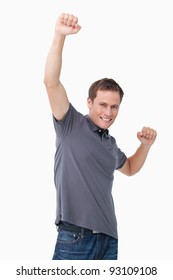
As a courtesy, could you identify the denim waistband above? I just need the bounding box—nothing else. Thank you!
[58,221,100,234]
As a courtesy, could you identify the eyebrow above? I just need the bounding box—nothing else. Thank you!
[99,102,120,108]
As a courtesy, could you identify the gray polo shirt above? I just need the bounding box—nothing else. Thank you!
[53,103,127,239]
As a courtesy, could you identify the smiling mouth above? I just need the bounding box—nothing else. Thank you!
[100,117,112,122]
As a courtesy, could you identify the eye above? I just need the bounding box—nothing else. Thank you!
[100,103,106,107]
[111,105,119,110]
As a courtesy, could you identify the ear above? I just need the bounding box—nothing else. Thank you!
[87,97,93,110]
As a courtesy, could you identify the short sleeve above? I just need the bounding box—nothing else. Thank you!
[53,103,84,137]
[116,149,127,170]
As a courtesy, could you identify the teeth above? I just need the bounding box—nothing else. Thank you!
[101,118,111,122]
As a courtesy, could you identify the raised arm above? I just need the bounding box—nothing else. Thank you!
[44,13,81,120]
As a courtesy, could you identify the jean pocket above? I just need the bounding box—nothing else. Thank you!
[57,229,80,244]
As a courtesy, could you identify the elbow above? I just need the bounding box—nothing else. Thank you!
[124,169,135,177]
[127,162,141,176]
[123,159,140,176]
[44,78,59,89]
[128,165,142,176]
[127,170,139,177]
[44,77,52,88]
[44,71,61,88]
[43,76,49,87]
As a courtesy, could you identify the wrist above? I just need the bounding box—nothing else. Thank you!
[140,143,151,151]
[54,31,66,41]
[52,33,66,51]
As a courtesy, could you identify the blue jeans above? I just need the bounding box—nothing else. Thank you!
[52,228,118,260]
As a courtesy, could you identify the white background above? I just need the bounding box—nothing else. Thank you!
[0,0,172,260]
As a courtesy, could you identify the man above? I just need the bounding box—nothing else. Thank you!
[44,13,157,260]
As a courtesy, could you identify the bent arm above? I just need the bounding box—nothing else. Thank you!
[119,144,151,176]
[119,127,157,176]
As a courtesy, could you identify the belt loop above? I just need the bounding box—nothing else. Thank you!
[81,228,84,238]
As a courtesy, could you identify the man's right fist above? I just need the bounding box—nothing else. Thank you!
[56,13,81,36]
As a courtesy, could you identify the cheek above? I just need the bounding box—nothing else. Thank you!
[111,110,118,119]
[91,107,101,115]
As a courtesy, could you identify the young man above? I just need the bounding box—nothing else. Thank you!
[44,13,157,260]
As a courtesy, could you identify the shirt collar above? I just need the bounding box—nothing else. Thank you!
[86,115,109,138]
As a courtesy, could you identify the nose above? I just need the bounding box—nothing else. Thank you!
[104,106,112,116]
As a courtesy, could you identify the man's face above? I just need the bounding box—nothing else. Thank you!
[87,90,121,129]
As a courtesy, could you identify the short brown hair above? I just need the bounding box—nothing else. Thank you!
[88,78,124,102]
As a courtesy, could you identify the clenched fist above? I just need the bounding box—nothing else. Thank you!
[137,127,157,146]
[55,13,81,36]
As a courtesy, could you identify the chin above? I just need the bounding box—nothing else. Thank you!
[99,122,112,129]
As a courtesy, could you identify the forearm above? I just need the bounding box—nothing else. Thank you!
[127,144,151,175]
[44,34,65,87]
